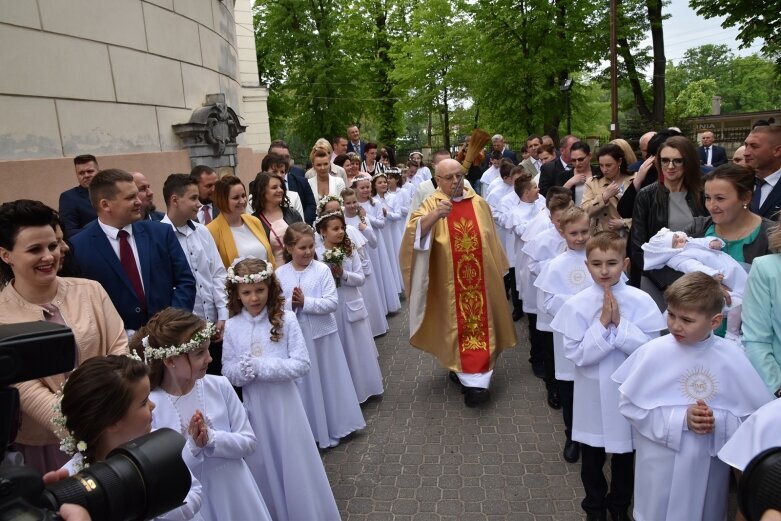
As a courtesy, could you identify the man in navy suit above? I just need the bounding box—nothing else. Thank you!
[131,171,165,221]
[539,135,578,196]
[698,131,728,167]
[190,165,220,224]
[745,125,781,221]
[58,154,99,239]
[71,169,195,333]
[346,124,367,160]
[269,140,317,224]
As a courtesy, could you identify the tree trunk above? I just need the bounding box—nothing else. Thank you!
[647,0,665,127]
[442,86,450,151]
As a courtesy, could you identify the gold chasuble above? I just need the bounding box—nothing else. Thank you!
[400,187,517,373]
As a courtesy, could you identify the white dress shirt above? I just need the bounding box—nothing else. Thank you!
[96,219,144,292]
[759,168,781,207]
[197,203,217,225]
[162,216,229,322]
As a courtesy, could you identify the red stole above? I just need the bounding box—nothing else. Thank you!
[447,198,490,373]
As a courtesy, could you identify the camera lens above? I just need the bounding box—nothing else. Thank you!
[739,447,781,521]
[41,428,191,521]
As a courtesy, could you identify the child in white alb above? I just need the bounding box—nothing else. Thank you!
[221,258,341,521]
[551,232,666,521]
[613,272,771,521]
[137,308,271,521]
[276,223,366,448]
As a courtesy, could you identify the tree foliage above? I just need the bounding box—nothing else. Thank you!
[689,0,781,67]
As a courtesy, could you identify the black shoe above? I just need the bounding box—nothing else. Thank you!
[586,511,607,521]
[546,385,562,409]
[531,362,545,379]
[512,307,524,321]
[563,439,580,463]
[609,509,632,521]
[463,387,490,407]
[448,371,463,389]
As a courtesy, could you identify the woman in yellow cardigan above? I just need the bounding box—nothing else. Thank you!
[207,175,274,268]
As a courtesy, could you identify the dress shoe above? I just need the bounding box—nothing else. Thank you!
[609,509,632,521]
[463,387,490,407]
[546,385,562,409]
[563,439,580,463]
[531,362,546,379]
[586,511,607,521]
[512,307,524,321]
[448,371,462,388]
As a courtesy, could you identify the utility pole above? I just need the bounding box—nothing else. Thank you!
[610,0,619,139]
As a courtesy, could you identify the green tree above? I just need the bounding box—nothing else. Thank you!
[689,0,781,67]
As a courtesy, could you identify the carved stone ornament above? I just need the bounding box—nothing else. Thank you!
[173,93,247,169]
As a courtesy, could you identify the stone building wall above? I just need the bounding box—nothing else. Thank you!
[0,0,269,208]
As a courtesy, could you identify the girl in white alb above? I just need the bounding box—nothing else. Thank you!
[315,211,384,402]
[138,308,271,521]
[372,172,404,284]
[356,174,403,294]
[386,169,410,252]
[348,179,401,314]
[221,258,340,521]
[276,222,366,448]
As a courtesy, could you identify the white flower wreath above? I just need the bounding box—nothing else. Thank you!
[313,210,344,229]
[142,323,216,363]
[51,392,89,470]
[316,194,344,215]
[226,264,274,284]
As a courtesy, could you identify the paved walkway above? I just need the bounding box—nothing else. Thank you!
[322,306,587,521]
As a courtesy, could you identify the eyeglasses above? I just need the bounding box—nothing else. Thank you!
[571,156,589,163]
[660,158,684,167]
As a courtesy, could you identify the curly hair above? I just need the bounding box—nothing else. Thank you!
[60,355,149,465]
[315,212,354,258]
[226,258,285,341]
[130,308,205,390]
[252,171,290,213]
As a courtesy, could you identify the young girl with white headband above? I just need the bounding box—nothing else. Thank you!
[133,308,272,521]
[221,257,340,521]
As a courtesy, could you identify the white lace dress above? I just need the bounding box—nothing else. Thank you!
[222,308,340,521]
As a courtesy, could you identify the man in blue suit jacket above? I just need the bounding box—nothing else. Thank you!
[59,154,99,239]
[71,169,196,332]
[745,125,781,221]
[347,124,367,160]
[698,131,728,167]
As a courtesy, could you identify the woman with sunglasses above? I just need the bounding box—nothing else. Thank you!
[630,136,708,307]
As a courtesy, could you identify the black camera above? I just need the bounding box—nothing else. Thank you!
[739,447,781,521]
[0,322,191,521]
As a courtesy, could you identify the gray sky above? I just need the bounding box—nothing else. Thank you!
[653,2,764,63]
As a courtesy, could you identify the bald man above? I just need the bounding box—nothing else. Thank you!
[698,130,727,167]
[628,131,657,172]
[400,159,517,407]
[131,171,164,221]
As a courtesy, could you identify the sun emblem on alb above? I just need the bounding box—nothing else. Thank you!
[568,268,587,287]
[679,366,718,402]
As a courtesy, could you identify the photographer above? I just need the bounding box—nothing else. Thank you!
[0,200,127,474]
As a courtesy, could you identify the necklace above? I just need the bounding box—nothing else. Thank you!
[716,215,759,242]
[164,379,207,436]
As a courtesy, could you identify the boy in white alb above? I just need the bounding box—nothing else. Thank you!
[613,272,771,521]
[534,206,591,464]
[516,187,572,378]
[550,232,666,521]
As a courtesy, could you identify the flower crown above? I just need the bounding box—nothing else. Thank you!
[142,323,216,363]
[371,171,388,180]
[351,174,372,187]
[313,210,344,229]
[52,391,89,470]
[226,264,274,284]
[316,194,344,215]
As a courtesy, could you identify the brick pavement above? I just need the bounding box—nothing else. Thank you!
[322,306,588,521]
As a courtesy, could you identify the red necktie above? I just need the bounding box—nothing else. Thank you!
[117,230,146,309]
[201,205,212,224]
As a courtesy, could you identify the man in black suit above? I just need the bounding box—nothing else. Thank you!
[539,135,578,196]
[346,124,367,160]
[490,134,518,165]
[745,125,781,220]
[59,154,99,239]
[131,172,164,221]
[268,140,317,224]
[698,130,728,167]
[190,165,220,224]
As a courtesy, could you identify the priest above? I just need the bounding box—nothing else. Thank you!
[400,158,517,407]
